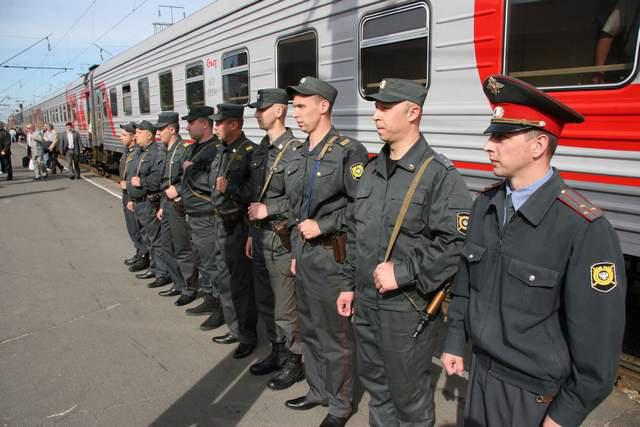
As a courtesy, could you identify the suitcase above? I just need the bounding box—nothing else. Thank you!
[22,156,29,168]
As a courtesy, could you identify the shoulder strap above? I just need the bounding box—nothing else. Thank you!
[135,151,148,177]
[257,138,296,202]
[316,135,341,160]
[557,187,603,222]
[384,156,434,262]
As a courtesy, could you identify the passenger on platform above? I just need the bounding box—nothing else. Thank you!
[208,103,258,359]
[441,75,627,427]
[246,88,305,389]
[128,121,172,287]
[154,112,199,305]
[61,122,83,180]
[29,125,47,181]
[283,77,369,427]
[118,121,150,273]
[46,123,64,175]
[180,106,226,328]
[0,122,13,181]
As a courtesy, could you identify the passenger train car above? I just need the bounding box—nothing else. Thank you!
[21,0,640,330]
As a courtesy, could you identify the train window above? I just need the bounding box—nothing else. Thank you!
[110,88,118,117]
[506,0,640,89]
[138,77,150,114]
[222,50,249,105]
[186,62,205,110]
[123,84,132,116]
[359,3,430,96]
[159,70,174,111]
[277,31,317,89]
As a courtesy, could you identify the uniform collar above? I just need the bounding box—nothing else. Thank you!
[373,135,433,177]
[300,126,339,157]
[260,128,294,151]
[222,132,247,151]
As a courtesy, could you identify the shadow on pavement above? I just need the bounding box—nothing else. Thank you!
[0,187,68,199]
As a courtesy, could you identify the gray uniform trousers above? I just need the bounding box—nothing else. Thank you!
[187,214,221,299]
[158,198,186,289]
[254,226,301,354]
[122,195,147,256]
[464,353,550,427]
[249,227,277,343]
[354,303,439,427]
[297,241,356,419]
[161,198,198,295]
[134,200,166,277]
[214,216,257,345]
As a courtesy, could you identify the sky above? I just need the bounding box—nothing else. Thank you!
[0,0,214,121]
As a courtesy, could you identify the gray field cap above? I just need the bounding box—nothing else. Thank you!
[248,88,289,109]
[120,121,137,133]
[181,106,215,121]
[364,78,428,106]
[137,120,156,132]
[210,103,244,121]
[287,76,337,105]
[154,112,179,129]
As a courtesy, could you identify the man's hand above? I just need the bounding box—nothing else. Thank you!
[131,176,142,187]
[337,292,355,317]
[245,236,253,259]
[440,353,465,376]
[165,185,178,200]
[127,201,135,212]
[248,202,268,221]
[182,160,193,170]
[120,180,127,190]
[290,258,296,276]
[156,208,163,221]
[1,150,5,156]
[298,219,321,240]
[216,176,228,193]
[373,262,398,294]
[542,416,561,427]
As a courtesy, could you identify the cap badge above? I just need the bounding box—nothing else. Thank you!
[492,106,505,119]
[380,80,386,89]
[487,77,504,96]
[300,77,306,84]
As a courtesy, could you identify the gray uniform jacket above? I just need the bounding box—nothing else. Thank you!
[248,128,301,224]
[126,142,164,201]
[344,137,472,310]
[181,135,218,215]
[284,127,368,240]
[209,132,255,211]
[119,148,137,199]
[443,169,626,426]
[160,136,187,194]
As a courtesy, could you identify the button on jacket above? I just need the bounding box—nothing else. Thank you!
[181,135,218,214]
[160,136,187,193]
[443,170,626,426]
[344,136,472,310]
[126,142,164,201]
[209,132,255,211]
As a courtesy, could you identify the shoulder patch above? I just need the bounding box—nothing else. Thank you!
[557,188,603,222]
[433,153,454,170]
[591,262,617,293]
[350,162,364,180]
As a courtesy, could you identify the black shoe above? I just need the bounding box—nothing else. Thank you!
[185,295,219,316]
[319,414,348,427]
[174,293,197,306]
[124,254,140,266]
[33,177,41,181]
[136,270,155,280]
[251,343,286,376]
[233,343,256,359]
[285,396,320,411]
[212,333,239,345]
[200,310,225,331]
[268,354,305,390]
[69,176,75,180]
[159,287,180,297]
[128,256,149,272]
[147,277,172,288]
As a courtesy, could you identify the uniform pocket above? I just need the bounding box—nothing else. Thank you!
[388,191,426,235]
[464,241,486,291]
[506,258,560,314]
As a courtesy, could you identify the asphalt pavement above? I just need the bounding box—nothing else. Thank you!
[0,146,638,427]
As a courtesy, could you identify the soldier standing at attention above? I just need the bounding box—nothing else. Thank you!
[118,122,149,270]
[180,106,225,328]
[246,88,305,388]
[441,75,626,427]
[155,112,199,305]
[338,79,472,426]
[127,121,169,286]
[284,77,369,427]
[209,104,258,359]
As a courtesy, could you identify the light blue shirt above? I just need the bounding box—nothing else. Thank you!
[506,167,554,212]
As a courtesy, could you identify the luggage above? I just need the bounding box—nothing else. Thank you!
[22,156,29,168]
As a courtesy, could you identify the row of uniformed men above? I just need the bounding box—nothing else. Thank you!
[117,75,626,427]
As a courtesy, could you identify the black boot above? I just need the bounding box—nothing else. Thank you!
[186,294,218,316]
[128,254,149,272]
[250,342,286,376]
[268,354,305,390]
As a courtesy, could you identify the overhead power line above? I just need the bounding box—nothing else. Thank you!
[2,65,73,71]
[0,34,52,67]
[40,0,98,65]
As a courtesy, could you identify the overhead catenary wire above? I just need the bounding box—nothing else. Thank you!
[0,34,52,67]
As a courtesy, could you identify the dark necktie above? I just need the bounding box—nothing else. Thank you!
[505,193,516,226]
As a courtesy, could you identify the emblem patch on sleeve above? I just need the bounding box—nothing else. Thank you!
[591,262,617,293]
[350,162,364,180]
[457,212,470,235]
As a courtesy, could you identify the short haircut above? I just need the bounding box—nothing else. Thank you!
[167,122,179,133]
[529,129,558,158]
[65,122,73,127]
